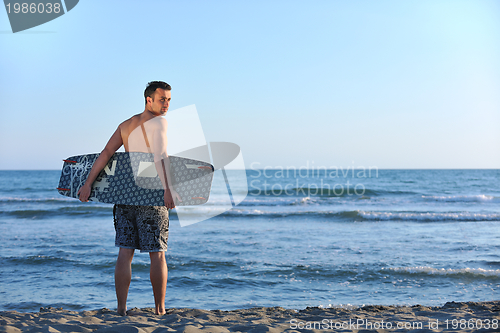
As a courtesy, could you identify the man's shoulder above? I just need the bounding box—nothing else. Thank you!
[156,116,168,126]
[147,116,168,129]
[119,114,141,127]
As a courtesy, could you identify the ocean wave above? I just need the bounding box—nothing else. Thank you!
[212,209,500,222]
[0,197,77,203]
[422,195,498,202]
[236,195,378,207]
[219,209,361,220]
[1,206,113,219]
[3,255,76,266]
[0,187,59,193]
[235,196,322,207]
[358,211,500,222]
[6,206,497,222]
[248,187,416,197]
[384,266,500,278]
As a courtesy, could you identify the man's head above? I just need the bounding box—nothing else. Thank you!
[144,81,171,116]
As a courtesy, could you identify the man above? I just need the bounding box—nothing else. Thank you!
[77,81,180,316]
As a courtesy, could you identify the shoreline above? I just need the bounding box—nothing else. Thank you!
[1,301,499,332]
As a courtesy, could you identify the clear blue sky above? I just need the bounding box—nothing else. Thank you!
[1,0,499,169]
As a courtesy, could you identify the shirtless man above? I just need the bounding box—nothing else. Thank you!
[77,81,180,316]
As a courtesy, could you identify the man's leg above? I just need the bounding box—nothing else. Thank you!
[149,251,168,315]
[115,248,135,316]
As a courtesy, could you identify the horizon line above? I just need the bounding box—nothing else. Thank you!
[1,168,499,171]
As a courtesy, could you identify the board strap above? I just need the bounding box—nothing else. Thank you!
[140,123,153,154]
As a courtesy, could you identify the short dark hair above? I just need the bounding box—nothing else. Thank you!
[144,81,171,104]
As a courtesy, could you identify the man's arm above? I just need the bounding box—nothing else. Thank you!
[78,126,123,202]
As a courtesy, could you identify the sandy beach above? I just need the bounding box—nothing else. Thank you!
[1,301,499,332]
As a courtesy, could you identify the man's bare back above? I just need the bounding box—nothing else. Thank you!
[119,113,168,159]
[120,114,147,153]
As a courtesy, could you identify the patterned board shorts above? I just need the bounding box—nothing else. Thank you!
[113,204,169,252]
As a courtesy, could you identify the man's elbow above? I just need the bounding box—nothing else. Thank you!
[100,148,115,160]
[154,152,168,163]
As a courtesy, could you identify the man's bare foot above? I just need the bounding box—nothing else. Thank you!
[117,308,127,316]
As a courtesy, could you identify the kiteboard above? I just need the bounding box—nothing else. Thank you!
[57,152,214,206]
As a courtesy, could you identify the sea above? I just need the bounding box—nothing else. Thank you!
[1,168,499,312]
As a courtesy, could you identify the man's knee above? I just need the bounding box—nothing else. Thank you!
[149,251,166,263]
[117,248,135,261]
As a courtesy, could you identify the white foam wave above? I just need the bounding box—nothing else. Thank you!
[359,211,500,222]
[0,196,75,203]
[228,209,267,215]
[385,266,500,277]
[291,197,317,206]
[318,303,360,310]
[422,195,496,202]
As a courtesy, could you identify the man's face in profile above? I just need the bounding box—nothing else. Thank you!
[149,88,171,116]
